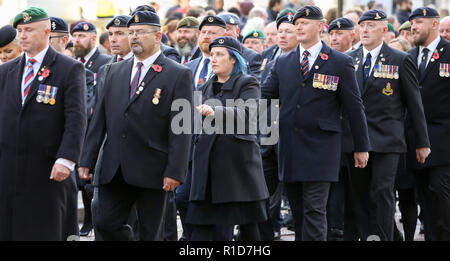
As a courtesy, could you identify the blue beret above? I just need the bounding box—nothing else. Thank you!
[276,14,294,29]
[209,36,242,55]
[127,11,160,27]
[131,5,156,16]
[409,7,440,21]
[50,17,68,33]
[199,15,227,30]
[106,15,131,29]
[0,25,17,48]
[218,12,241,25]
[328,17,354,32]
[71,22,96,35]
[293,6,324,23]
[358,10,387,24]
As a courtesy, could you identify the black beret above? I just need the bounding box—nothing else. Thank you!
[209,36,242,55]
[276,14,294,29]
[71,22,96,35]
[127,11,161,27]
[199,15,227,30]
[293,6,324,23]
[0,25,17,48]
[358,10,387,24]
[106,15,131,29]
[50,17,68,33]
[328,17,354,32]
[409,7,440,21]
[131,5,156,16]
[218,13,241,25]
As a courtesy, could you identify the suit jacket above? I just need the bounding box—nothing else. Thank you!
[261,42,371,182]
[242,45,263,81]
[190,73,269,203]
[84,48,111,74]
[407,38,450,167]
[80,53,192,189]
[161,43,181,63]
[262,45,280,62]
[345,42,430,153]
[0,46,87,240]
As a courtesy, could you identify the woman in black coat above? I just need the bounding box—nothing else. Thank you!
[187,37,269,241]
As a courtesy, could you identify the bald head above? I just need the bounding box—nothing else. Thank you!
[440,16,450,41]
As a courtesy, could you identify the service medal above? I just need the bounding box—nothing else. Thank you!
[152,98,159,105]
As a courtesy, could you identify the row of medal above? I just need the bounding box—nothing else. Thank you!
[36,84,58,105]
[313,73,339,91]
[439,63,450,77]
[373,64,399,79]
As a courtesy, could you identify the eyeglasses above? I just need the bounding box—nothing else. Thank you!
[127,30,158,37]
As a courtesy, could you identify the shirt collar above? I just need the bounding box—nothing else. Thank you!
[299,40,323,59]
[82,47,97,63]
[353,41,362,50]
[120,52,133,60]
[133,49,162,68]
[419,36,441,54]
[363,41,383,60]
[25,45,49,65]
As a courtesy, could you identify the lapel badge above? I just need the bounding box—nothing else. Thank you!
[315,65,319,70]
[382,82,394,96]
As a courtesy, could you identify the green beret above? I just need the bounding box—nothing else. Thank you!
[387,23,395,33]
[276,8,296,21]
[176,16,200,30]
[243,30,265,43]
[13,7,49,28]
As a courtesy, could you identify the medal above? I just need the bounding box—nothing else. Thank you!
[49,87,58,105]
[323,75,328,90]
[36,84,45,103]
[313,74,318,88]
[445,64,450,77]
[153,88,162,105]
[440,64,445,77]
[152,98,159,104]
[393,66,399,79]
[43,85,51,104]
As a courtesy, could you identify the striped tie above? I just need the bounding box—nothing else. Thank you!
[130,62,143,99]
[301,50,310,76]
[23,58,37,100]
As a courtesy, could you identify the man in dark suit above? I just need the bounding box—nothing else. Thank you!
[408,7,450,241]
[261,6,371,241]
[345,10,430,241]
[0,7,87,240]
[218,12,263,81]
[78,10,192,241]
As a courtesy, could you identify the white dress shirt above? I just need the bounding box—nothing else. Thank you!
[362,42,384,75]
[417,36,441,68]
[299,40,323,68]
[131,50,162,86]
[78,47,97,65]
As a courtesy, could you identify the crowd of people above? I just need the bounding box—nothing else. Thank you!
[0,0,449,241]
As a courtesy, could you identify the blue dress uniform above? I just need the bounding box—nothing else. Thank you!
[261,6,371,241]
[407,7,450,241]
[345,10,430,241]
[0,8,87,240]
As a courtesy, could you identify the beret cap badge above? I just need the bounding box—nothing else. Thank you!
[337,21,341,28]
[135,15,139,23]
[218,39,225,44]
[375,12,381,20]
[23,12,32,23]
[306,9,310,16]
[253,31,259,37]
[83,23,89,31]
[423,9,427,16]
[208,17,214,23]
[114,18,121,25]
[52,21,56,30]
[230,18,235,24]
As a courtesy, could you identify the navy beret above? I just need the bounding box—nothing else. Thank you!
[328,17,354,32]
[409,7,440,21]
[106,15,131,29]
[358,10,387,24]
[276,14,294,29]
[199,15,227,30]
[218,12,241,25]
[131,5,156,16]
[293,6,324,23]
[209,36,242,55]
[127,11,160,27]
[0,25,17,48]
[50,17,68,33]
[71,22,96,35]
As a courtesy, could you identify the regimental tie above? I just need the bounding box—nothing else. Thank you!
[301,50,310,76]
[363,53,372,84]
[419,48,429,79]
[197,58,209,89]
[23,58,37,101]
[80,57,86,64]
[130,62,143,99]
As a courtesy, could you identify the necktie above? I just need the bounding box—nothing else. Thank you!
[363,52,372,84]
[197,58,209,88]
[118,57,123,62]
[23,58,37,100]
[418,48,429,79]
[130,62,143,99]
[80,57,86,64]
[301,50,310,76]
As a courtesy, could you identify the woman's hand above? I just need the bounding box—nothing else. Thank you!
[196,104,214,117]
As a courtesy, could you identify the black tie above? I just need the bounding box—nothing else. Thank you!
[363,53,372,84]
[419,48,429,79]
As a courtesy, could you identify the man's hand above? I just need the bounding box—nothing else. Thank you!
[354,152,369,168]
[196,104,214,117]
[416,147,431,164]
[50,163,71,182]
[163,177,181,192]
[78,167,92,181]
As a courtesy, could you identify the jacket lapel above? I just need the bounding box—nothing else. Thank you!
[86,48,99,70]
[9,55,26,108]
[419,38,447,84]
[302,41,331,83]
[354,48,365,95]
[126,53,166,110]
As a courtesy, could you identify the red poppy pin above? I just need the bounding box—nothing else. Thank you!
[321,53,329,61]
[198,78,204,85]
[432,50,439,60]
[37,66,50,81]
[152,64,162,72]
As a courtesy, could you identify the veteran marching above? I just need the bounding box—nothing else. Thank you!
[0,3,449,242]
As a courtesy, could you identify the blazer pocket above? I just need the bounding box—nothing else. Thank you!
[318,119,341,132]
[233,134,258,142]
[148,140,169,154]
[45,146,59,160]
